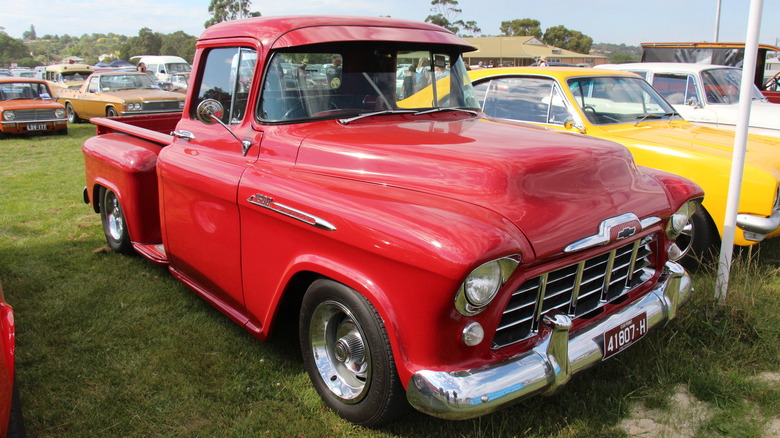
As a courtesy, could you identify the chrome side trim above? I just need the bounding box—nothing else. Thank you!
[247,194,336,231]
[406,261,691,420]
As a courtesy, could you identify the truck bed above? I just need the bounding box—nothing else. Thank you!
[91,112,181,146]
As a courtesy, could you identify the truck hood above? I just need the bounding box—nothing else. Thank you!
[293,116,674,258]
[598,120,780,178]
[705,100,780,131]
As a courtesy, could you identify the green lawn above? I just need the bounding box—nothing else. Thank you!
[0,124,777,437]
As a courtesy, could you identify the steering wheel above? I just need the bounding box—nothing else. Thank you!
[282,102,306,120]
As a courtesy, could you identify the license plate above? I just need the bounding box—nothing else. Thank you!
[602,312,647,360]
[26,123,47,131]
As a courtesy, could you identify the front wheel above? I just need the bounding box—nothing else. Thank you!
[677,205,719,270]
[106,107,118,117]
[66,103,80,124]
[99,187,132,254]
[299,279,406,427]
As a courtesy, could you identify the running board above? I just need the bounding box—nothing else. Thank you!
[132,243,169,265]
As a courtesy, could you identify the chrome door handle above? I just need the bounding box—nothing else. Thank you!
[171,130,195,140]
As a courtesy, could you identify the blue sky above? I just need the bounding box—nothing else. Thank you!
[3,0,778,47]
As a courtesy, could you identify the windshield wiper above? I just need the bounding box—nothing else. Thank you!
[414,107,479,117]
[338,109,417,125]
[634,113,663,126]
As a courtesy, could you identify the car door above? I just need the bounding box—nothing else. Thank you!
[158,46,260,314]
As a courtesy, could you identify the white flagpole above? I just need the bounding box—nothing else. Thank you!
[714,0,764,301]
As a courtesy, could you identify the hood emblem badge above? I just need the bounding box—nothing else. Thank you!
[564,213,650,253]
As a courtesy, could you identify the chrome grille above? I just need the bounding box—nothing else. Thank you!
[493,235,655,349]
[11,109,58,121]
[143,101,181,111]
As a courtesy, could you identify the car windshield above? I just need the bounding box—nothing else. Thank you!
[0,82,52,100]
[99,74,160,91]
[566,76,678,125]
[166,63,192,73]
[258,44,479,122]
[701,67,765,104]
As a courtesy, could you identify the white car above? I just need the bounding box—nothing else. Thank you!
[601,62,780,139]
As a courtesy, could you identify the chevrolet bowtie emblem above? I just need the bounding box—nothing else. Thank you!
[564,213,652,253]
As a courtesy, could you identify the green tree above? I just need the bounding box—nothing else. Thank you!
[205,0,261,28]
[499,19,542,39]
[425,0,481,37]
[160,31,197,63]
[0,33,28,65]
[609,52,639,64]
[22,25,36,41]
[122,27,163,59]
[542,25,593,54]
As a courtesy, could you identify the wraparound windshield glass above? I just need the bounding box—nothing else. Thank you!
[702,67,765,104]
[98,74,160,91]
[566,76,678,125]
[258,44,479,122]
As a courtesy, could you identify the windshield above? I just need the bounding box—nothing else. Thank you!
[99,73,160,91]
[701,67,765,104]
[566,76,677,125]
[258,44,478,122]
[166,63,192,73]
[0,82,52,100]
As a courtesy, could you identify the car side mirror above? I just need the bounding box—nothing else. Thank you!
[686,97,702,108]
[196,99,252,156]
[564,118,586,134]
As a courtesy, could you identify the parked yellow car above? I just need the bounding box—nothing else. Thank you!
[463,67,780,265]
[57,71,185,122]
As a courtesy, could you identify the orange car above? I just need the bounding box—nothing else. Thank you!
[0,77,68,138]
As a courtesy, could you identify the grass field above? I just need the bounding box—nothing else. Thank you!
[0,124,778,437]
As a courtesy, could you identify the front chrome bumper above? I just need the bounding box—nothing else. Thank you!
[737,208,780,242]
[406,261,692,420]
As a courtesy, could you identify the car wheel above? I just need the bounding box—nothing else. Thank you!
[66,103,80,124]
[99,187,132,254]
[299,279,406,427]
[106,107,118,117]
[677,205,719,270]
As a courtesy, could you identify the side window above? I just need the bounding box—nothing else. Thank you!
[651,74,696,105]
[87,77,100,93]
[481,77,557,124]
[192,47,257,125]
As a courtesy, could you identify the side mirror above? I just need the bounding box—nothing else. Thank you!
[195,99,252,156]
[564,118,586,134]
[686,97,702,108]
[196,99,224,125]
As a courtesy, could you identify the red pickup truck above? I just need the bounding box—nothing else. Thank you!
[82,16,703,426]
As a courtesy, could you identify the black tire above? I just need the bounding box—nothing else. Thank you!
[106,107,118,117]
[6,380,26,438]
[299,279,407,427]
[677,205,720,270]
[99,187,132,254]
[66,103,80,124]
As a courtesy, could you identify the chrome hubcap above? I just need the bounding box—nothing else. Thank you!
[675,220,694,259]
[309,301,370,403]
[106,193,124,241]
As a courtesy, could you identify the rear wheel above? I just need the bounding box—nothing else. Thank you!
[299,279,406,427]
[99,187,132,254]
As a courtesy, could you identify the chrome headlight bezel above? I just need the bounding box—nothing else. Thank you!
[3,111,15,121]
[666,198,701,240]
[455,255,521,316]
[55,108,65,118]
[125,102,142,111]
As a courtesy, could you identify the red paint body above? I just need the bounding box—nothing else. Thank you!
[82,16,703,412]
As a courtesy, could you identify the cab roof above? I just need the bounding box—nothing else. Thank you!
[198,15,476,52]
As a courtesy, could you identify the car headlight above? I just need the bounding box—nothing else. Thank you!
[178,100,185,109]
[3,111,15,121]
[55,108,65,118]
[126,102,142,111]
[666,199,700,240]
[455,256,520,315]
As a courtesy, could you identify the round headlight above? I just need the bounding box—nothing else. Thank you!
[55,108,65,118]
[463,261,502,307]
[667,202,691,239]
[3,111,15,121]
[178,100,185,109]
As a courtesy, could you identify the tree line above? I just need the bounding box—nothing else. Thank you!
[0,0,639,68]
